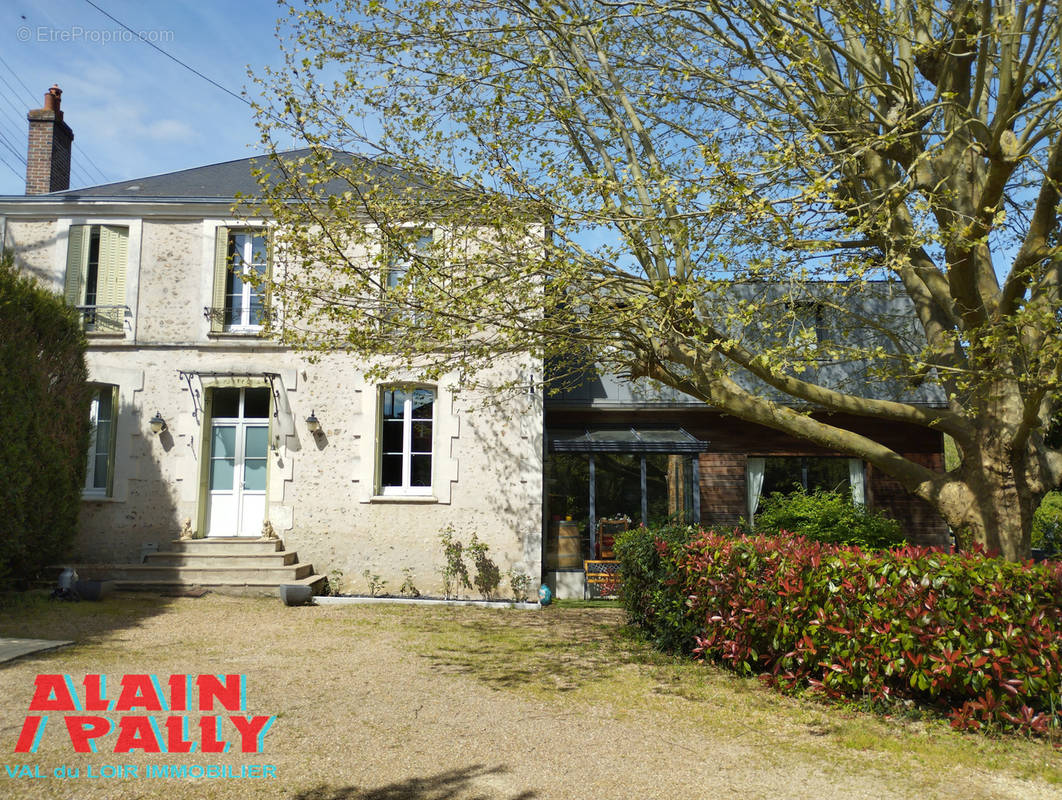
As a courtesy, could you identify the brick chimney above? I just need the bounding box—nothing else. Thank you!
[26,85,74,195]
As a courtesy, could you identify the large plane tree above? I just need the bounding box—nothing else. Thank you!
[251,0,1062,560]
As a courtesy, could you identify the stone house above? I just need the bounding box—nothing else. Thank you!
[1,87,543,596]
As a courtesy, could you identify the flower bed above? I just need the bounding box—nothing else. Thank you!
[616,526,1062,735]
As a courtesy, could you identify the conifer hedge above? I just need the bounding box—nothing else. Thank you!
[0,252,90,587]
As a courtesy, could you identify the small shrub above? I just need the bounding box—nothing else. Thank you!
[467,534,501,600]
[507,569,533,602]
[326,568,344,596]
[753,488,905,549]
[438,525,472,599]
[362,569,387,597]
[399,567,420,597]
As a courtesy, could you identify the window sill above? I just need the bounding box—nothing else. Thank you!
[367,495,439,504]
[85,331,126,339]
[208,331,269,340]
[82,493,121,503]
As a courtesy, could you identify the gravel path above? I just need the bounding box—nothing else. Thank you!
[0,594,1058,800]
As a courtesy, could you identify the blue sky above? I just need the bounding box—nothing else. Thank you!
[0,0,288,195]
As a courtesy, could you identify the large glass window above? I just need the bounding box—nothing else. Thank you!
[379,387,434,495]
[761,456,850,497]
[749,456,865,520]
[544,431,704,564]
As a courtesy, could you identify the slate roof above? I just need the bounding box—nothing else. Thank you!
[3,149,418,202]
[547,281,949,408]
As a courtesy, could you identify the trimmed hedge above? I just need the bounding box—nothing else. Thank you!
[618,525,1062,735]
[0,252,90,587]
[1033,491,1062,552]
[752,488,905,549]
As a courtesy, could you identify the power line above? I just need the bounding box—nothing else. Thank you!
[0,46,109,184]
[0,127,26,166]
[0,85,29,130]
[0,53,36,104]
[0,151,23,181]
[82,0,255,111]
[74,144,109,184]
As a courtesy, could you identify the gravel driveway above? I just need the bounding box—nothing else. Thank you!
[0,594,1058,799]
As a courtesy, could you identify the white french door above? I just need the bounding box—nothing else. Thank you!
[206,388,269,537]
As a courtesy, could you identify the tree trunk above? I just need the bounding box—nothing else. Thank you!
[928,427,1039,561]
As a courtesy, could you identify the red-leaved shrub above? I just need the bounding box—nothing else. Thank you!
[620,527,1062,735]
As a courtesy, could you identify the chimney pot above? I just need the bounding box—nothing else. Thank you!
[43,85,62,113]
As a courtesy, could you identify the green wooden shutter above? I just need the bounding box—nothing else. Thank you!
[63,225,88,314]
[211,227,230,333]
[97,225,128,332]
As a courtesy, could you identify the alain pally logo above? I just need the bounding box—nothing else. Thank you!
[5,674,277,779]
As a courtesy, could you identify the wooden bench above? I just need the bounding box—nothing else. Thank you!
[583,559,621,599]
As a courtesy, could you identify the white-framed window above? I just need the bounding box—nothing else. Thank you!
[378,386,435,495]
[85,385,118,496]
[383,229,433,324]
[210,227,269,333]
[64,225,129,333]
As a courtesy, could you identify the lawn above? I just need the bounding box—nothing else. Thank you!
[0,592,1059,799]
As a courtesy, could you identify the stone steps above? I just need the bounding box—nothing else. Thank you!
[54,538,325,597]
[167,537,285,554]
[146,551,298,568]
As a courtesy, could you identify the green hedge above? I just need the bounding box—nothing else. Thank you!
[0,253,90,587]
[615,522,700,653]
[618,525,1062,735]
[1033,491,1062,552]
[753,488,905,549]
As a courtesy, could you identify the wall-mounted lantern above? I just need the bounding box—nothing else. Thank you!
[149,411,167,434]
[305,410,321,436]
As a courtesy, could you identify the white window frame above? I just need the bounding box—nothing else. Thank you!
[378,386,435,496]
[225,230,268,332]
[84,385,117,497]
[383,229,433,325]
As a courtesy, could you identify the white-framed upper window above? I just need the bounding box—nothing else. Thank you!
[210,227,269,333]
[226,231,268,330]
[383,229,433,324]
[378,386,434,495]
[85,384,118,497]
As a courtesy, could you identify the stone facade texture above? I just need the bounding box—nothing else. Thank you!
[5,215,543,595]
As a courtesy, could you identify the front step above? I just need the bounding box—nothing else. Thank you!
[146,551,298,568]
[80,563,315,583]
[111,574,327,598]
[167,537,285,554]
[57,537,326,597]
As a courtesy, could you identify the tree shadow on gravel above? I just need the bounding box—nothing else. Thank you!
[290,764,536,800]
